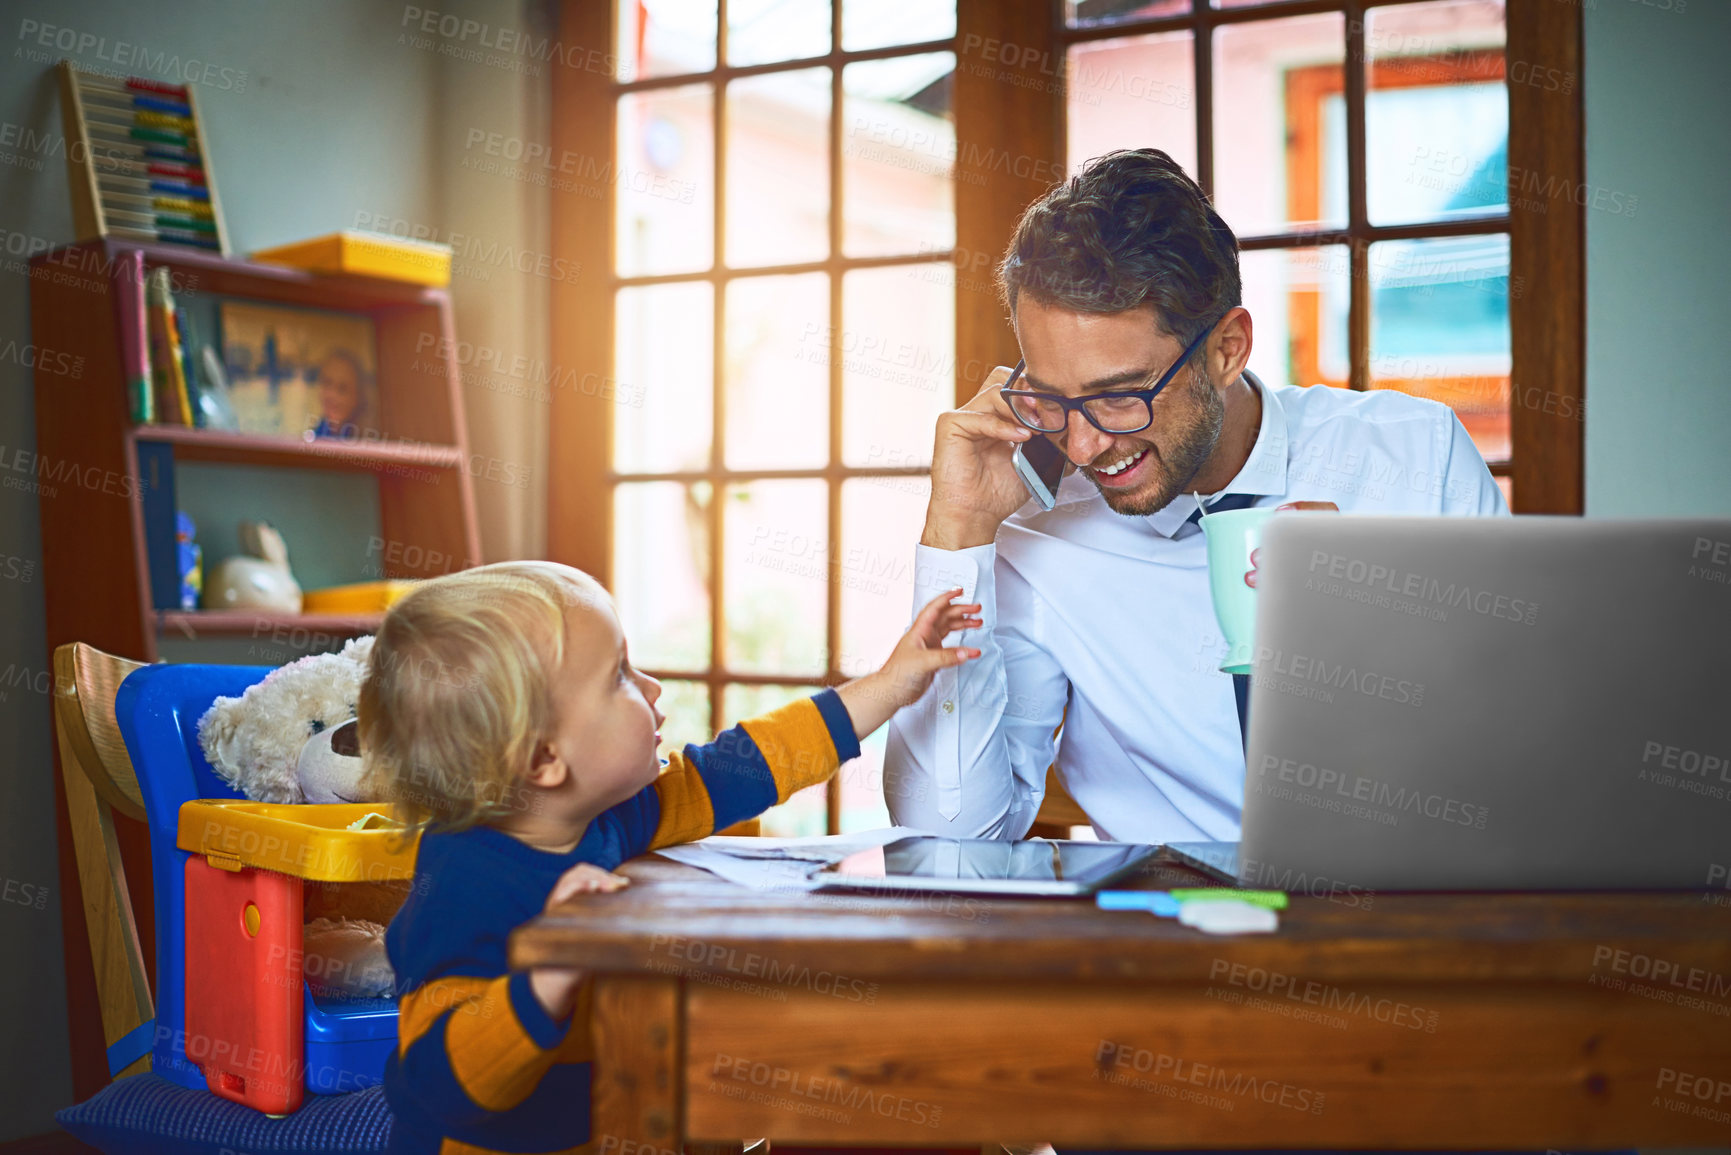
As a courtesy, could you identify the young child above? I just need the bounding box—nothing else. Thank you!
[358,560,980,1155]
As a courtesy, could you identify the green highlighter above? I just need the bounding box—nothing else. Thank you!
[1169,888,1288,910]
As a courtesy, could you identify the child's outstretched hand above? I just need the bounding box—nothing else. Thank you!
[529,864,630,1020]
[836,587,982,739]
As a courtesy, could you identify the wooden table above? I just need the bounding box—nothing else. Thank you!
[512,852,1731,1151]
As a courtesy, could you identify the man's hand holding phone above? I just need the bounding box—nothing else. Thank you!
[923,364,1062,551]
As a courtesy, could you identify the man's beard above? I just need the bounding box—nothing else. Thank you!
[1093,361,1226,517]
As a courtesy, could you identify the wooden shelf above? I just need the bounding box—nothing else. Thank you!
[131,425,465,473]
[155,609,383,638]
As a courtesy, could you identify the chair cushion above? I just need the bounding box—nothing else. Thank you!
[55,1074,390,1155]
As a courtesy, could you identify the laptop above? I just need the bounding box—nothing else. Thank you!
[1220,516,1731,892]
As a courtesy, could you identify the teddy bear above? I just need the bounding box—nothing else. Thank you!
[198,634,377,805]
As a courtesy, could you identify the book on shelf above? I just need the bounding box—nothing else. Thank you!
[144,264,195,424]
[138,439,182,610]
[145,265,193,424]
[111,249,152,423]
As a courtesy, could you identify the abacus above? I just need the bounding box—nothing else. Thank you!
[57,60,230,255]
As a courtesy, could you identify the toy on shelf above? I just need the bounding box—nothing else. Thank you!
[175,512,201,610]
[252,230,452,288]
[192,344,241,430]
[302,579,418,614]
[56,61,229,254]
[204,521,302,612]
[197,634,376,805]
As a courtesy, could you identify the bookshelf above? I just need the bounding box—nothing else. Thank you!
[29,237,480,663]
[29,237,480,1098]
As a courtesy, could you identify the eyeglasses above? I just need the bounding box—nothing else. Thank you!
[999,320,1217,435]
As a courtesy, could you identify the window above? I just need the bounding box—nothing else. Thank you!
[603,0,960,834]
[1062,0,1516,503]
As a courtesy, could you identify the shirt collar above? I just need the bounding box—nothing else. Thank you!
[1144,369,1290,539]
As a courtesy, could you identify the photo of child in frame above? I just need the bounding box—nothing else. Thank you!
[221,302,379,441]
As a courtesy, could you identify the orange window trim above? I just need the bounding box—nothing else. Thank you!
[1284,49,1508,416]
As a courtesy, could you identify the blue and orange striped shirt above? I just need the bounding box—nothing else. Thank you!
[383,690,860,1155]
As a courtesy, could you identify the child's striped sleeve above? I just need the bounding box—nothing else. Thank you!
[637,689,860,852]
[392,971,592,1128]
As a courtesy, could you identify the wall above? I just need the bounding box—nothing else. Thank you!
[0,0,548,1138]
[1583,0,1731,516]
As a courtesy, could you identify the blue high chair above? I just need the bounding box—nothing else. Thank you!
[52,647,396,1155]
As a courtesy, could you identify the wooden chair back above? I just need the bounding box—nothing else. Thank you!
[1027,765,1090,838]
[1027,706,1090,838]
[52,641,154,1081]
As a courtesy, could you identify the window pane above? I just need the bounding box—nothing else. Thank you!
[844,0,955,51]
[615,282,712,473]
[1213,12,1346,236]
[617,85,714,277]
[1241,246,1348,390]
[723,480,828,676]
[1067,31,1196,179]
[727,0,829,67]
[1367,0,1507,227]
[1368,234,1511,463]
[723,683,828,835]
[616,0,716,80]
[726,69,830,268]
[842,54,956,258]
[1066,0,1189,28]
[724,273,828,470]
[655,679,713,763]
[614,482,711,669]
[841,265,953,467]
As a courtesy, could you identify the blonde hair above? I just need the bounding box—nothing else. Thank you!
[359,561,610,835]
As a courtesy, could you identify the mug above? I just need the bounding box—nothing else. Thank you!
[1200,506,1276,675]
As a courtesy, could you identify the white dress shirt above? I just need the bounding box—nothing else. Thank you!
[884,372,1509,844]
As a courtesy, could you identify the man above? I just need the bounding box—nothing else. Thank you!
[884,149,1506,844]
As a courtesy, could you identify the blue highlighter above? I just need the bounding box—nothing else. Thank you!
[1097,889,1289,917]
[1097,890,1183,917]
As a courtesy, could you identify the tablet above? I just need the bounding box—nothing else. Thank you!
[810,836,1160,897]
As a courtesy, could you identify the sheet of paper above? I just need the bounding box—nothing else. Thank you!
[656,827,924,892]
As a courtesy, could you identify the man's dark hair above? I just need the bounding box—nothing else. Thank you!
[999,149,1241,349]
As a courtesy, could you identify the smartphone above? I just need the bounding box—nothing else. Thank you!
[1004,361,1066,510]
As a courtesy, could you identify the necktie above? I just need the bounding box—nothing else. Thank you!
[1185,493,1262,749]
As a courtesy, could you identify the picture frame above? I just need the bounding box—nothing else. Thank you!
[219,301,379,441]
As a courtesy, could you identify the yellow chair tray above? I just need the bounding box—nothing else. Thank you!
[178,799,419,882]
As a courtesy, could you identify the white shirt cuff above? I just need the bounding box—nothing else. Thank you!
[913,542,996,632]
